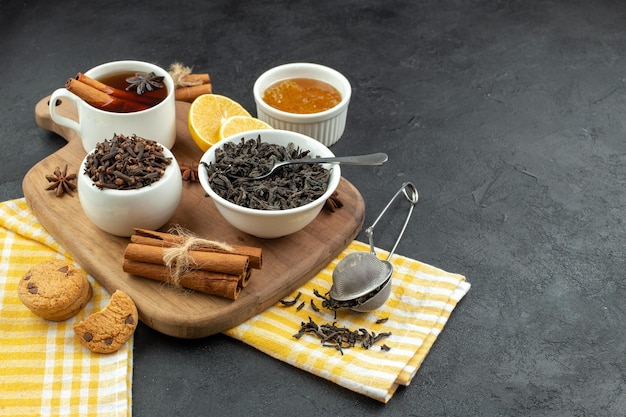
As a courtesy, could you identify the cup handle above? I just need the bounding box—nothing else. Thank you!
[49,88,81,134]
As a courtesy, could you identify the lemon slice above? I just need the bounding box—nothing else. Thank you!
[219,115,273,140]
[188,94,251,151]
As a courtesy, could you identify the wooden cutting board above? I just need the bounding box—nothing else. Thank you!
[26,96,365,338]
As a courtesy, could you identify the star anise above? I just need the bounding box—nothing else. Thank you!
[45,164,77,197]
[125,71,165,95]
[324,191,343,212]
[180,162,199,182]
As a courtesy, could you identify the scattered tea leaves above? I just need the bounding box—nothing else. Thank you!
[293,316,391,354]
[279,291,302,306]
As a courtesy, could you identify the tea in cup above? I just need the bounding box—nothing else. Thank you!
[49,60,176,153]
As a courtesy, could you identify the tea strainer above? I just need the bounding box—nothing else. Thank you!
[329,182,419,312]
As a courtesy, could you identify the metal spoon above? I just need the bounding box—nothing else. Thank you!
[232,152,388,180]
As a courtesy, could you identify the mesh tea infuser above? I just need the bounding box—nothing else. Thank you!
[329,182,419,312]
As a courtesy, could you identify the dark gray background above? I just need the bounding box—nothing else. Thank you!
[1,1,625,416]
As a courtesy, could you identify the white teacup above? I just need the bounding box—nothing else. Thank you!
[49,60,176,153]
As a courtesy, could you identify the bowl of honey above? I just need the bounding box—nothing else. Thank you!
[253,62,351,146]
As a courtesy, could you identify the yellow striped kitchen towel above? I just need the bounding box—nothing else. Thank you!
[0,197,468,406]
[225,240,470,403]
[0,198,132,417]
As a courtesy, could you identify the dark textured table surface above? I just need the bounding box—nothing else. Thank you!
[2,1,625,416]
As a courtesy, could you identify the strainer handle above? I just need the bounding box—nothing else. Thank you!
[365,182,419,259]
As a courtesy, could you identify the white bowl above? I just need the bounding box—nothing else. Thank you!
[253,63,351,147]
[198,129,341,239]
[77,145,182,237]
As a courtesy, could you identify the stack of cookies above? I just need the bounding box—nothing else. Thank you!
[18,259,92,321]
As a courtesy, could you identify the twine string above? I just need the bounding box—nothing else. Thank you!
[168,62,204,88]
[161,226,234,286]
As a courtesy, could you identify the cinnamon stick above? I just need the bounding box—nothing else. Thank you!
[175,84,213,102]
[181,73,211,85]
[238,269,252,288]
[123,259,241,300]
[76,72,163,107]
[132,228,262,269]
[65,78,150,113]
[124,243,249,276]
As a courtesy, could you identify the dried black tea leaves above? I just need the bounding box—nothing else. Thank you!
[293,317,392,354]
[203,135,331,210]
[279,291,302,306]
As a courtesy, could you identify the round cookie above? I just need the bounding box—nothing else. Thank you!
[74,290,138,354]
[18,259,92,321]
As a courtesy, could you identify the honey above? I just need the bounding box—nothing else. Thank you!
[262,78,341,114]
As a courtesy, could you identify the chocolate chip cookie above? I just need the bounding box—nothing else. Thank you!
[18,259,92,321]
[73,290,138,354]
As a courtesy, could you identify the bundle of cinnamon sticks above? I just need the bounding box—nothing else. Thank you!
[122,228,262,300]
[173,73,213,102]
